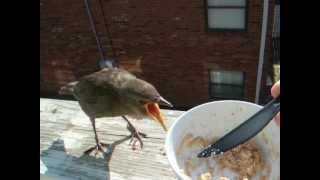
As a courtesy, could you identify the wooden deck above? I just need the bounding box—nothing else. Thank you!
[40,98,184,180]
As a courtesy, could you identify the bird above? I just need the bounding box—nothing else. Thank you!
[59,68,173,155]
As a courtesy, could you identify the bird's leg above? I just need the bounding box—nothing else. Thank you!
[122,116,146,150]
[84,117,109,155]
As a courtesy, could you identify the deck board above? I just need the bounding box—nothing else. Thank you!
[40,98,184,180]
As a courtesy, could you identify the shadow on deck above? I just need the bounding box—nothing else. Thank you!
[41,136,131,180]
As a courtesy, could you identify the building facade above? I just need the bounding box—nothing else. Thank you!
[40,0,275,109]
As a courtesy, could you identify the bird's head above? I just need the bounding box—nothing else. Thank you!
[121,79,173,131]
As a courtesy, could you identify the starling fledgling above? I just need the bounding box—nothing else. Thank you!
[59,68,172,155]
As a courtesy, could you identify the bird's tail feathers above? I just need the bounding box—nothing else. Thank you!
[59,81,78,95]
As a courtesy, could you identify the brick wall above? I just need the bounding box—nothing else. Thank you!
[40,0,274,109]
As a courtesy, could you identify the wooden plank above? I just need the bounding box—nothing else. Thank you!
[40,98,184,180]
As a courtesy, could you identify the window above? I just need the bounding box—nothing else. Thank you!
[206,0,247,31]
[209,70,245,100]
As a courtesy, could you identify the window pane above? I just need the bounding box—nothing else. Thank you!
[210,70,244,85]
[210,84,244,99]
[208,8,245,29]
[208,0,246,7]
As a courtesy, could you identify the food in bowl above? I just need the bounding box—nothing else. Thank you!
[176,133,270,180]
[198,172,212,180]
[216,141,268,179]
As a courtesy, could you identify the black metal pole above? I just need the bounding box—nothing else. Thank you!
[97,0,116,57]
[84,0,106,61]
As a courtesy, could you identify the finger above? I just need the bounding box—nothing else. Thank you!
[274,112,280,127]
[271,81,280,98]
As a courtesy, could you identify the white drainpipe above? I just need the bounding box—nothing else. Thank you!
[255,0,269,104]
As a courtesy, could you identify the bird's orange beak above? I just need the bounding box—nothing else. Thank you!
[145,103,168,132]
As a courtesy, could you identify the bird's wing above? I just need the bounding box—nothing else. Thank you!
[73,68,136,103]
[87,68,136,89]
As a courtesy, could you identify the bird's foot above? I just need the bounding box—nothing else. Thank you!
[84,142,109,156]
[126,121,147,150]
[127,124,147,137]
[128,129,146,150]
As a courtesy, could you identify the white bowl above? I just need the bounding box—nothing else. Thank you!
[165,100,280,180]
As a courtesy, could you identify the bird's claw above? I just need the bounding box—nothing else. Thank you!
[126,122,147,150]
[129,130,144,150]
[138,132,147,138]
[127,124,147,137]
[84,142,109,156]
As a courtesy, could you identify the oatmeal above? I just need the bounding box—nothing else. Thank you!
[216,141,265,179]
[176,133,269,180]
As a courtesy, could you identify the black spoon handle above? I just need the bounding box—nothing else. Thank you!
[198,95,280,158]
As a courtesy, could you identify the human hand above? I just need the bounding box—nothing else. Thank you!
[271,81,280,126]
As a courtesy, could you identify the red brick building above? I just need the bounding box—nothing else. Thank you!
[40,0,275,109]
